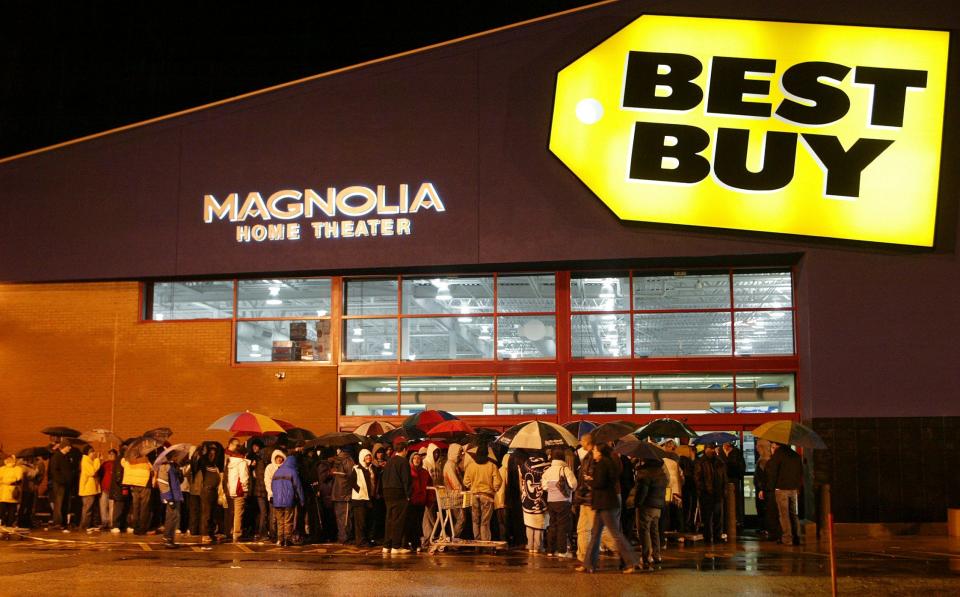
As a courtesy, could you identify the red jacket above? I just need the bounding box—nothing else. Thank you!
[409,465,433,507]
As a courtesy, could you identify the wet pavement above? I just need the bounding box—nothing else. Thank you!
[0,529,958,596]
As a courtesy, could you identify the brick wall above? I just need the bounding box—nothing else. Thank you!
[0,281,339,453]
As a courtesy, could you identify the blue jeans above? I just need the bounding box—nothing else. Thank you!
[583,505,638,571]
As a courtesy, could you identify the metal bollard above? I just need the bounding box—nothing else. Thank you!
[818,484,831,541]
[725,482,737,542]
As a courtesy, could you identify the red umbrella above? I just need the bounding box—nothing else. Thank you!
[426,420,475,438]
[402,409,457,433]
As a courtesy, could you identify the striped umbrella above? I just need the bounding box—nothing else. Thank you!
[207,411,294,436]
[497,421,578,450]
[752,420,827,449]
[402,410,458,433]
[353,420,397,437]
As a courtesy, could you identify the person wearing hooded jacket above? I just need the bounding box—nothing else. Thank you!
[271,453,304,547]
[442,443,466,538]
[540,447,577,557]
[0,454,24,527]
[223,438,249,543]
[264,450,286,541]
[463,441,502,543]
[381,440,412,553]
[420,443,444,546]
[77,445,101,532]
[634,458,668,568]
[349,448,374,546]
[331,447,356,544]
[157,460,184,548]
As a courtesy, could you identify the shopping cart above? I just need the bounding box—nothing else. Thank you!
[427,487,507,554]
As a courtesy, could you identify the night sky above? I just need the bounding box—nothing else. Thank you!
[0,1,599,159]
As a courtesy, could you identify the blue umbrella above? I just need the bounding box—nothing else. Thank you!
[692,431,739,446]
[562,420,598,440]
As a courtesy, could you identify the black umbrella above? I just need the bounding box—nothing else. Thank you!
[380,426,427,444]
[635,418,698,440]
[285,428,317,442]
[143,427,174,441]
[41,426,81,438]
[125,436,165,459]
[16,446,52,459]
[613,435,671,461]
[591,420,640,444]
[305,432,369,449]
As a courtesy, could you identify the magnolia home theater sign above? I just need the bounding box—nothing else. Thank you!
[550,16,949,246]
[202,183,446,243]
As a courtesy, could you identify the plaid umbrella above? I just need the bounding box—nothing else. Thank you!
[207,411,293,436]
[752,420,827,449]
[402,410,457,433]
[497,421,578,450]
[353,421,397,437]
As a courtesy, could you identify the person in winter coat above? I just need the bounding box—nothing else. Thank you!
[77,445,102,532]
[248,440,270,541]
[442,443,466,538]
[577,443,640,574]
[518,450,550,553]
[264,450,285,541]
[765,442,803,545]
[49,441,78,530]
[573,434,616,562]
[657,440,685,538]
[694,444,728,544]
[634,459,668,568]
[331,447,356,544]
[406,451,432,552]
[121,453,153,535]
[540,447,577,557]
[0,454,24,527]
[463,441,503,543]
[98,449,117,532]
[381,439,412,553]
[223,438,249,543]
[196,443,223,544]
[720,441,747,528]
[157,460,184,548]
[420,443,444,545]
[349,448,374,546]
[271,453,305,547]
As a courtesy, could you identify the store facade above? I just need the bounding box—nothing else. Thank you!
[1,0,958,523]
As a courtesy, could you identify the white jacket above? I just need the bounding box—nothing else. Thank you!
[540,459,578,503]
[225,453,250,497]
[264,450,285,501]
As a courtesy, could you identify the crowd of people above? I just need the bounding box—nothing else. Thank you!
[0,429,805,573]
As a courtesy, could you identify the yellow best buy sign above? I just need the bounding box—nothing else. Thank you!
[549,16,949,246]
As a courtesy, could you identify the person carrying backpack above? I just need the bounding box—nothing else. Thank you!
[540,447,578,557]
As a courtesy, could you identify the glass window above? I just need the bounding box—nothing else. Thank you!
[635,374,735,414]
[571,274,629,312]
[634,272,730,310]
[572,375,632,414]
[572,314,630,358]
[497,274,555,313]
[401,317,494,361]
[237,278,331,318]
[496,376,557,415]
[734,271,793,309]
[735,373,796,413]
[497,315,556,359]
[344,318,398,361]
[150,281,234,320]
[735,311,794,355]
[634,312,732,357]
[402,276,493,315]
[400,377,494,416]
[237,320,331,362]
[344,278,398,315]
[342,378,398,416]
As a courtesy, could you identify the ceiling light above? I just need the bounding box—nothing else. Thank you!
[266,299,282,305]
[269,286,280,296]
[251,344,261,351]
[353,327,363,336]
[383,342,391,349]
[351,338,364,343]
[249,352,262,358]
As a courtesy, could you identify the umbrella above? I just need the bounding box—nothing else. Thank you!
[692,431,740,446]
[426,420,475,439]
[635,418,699,440]
[80,429,122,445]
[284,428,316,442]
[402,410,458,433]
[153,443,195,469]
[353,421,397,437]
[752,420,827,449]
[64,437,91,449]
[143,427,174,441]
[473,427,502,437]
[41,426,81,438]
[613,435,668,462]
[16,446,52,459]
[305,432,369,448]
[591,420,640,444]
[207,411,292,436]
[125,436,165,459]
[497,421,578,450]
[381,426,427,444]
[562,420,599,440]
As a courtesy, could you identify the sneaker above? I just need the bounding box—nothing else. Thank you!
[126,529,135,535]
[175,529,182,535]
[391,548,411,554]
[110,528,120,534]
[558,552,573,559]
[62,528,70,534]
[382,547,390,554]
